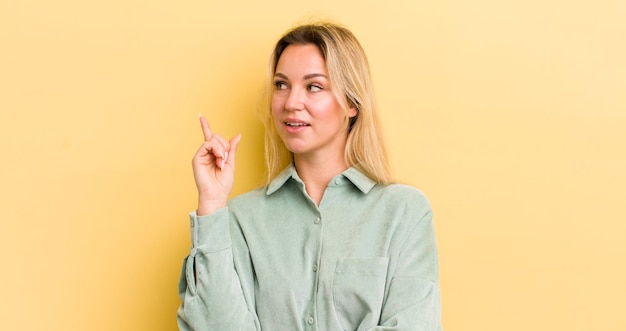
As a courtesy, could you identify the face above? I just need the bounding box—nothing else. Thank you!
[271,44,357,159]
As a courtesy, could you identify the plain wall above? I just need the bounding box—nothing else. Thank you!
[1,0,625,330]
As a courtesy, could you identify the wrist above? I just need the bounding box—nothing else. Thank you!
[197,198,227,216]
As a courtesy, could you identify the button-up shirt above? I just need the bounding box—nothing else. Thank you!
[177,165,442,330]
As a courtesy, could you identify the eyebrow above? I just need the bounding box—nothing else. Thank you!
[274,72,328,80]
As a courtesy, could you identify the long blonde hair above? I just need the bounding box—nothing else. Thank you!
[261,21,392,185]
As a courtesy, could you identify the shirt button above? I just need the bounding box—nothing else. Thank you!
[313,264,318,272]
[190,219,195,227]
[314,217,320,224]
[334,178,342,185]
[307,316,315,325]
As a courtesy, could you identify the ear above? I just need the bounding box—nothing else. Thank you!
[347,104,358,118]
[347,105,359,132]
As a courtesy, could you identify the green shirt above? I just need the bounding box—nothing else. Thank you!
[177,165,442,330]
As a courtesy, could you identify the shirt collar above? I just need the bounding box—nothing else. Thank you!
[266,164,298,195]
[341,166,377,194]
[266,163,377,195]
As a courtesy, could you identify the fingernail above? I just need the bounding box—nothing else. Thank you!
[224,151,229,161]
[221,159,226,169]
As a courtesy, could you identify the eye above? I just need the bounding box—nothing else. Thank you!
[274,81,288,90]
[307,84,323,92]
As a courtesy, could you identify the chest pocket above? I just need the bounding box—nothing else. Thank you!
[332,257,389,331]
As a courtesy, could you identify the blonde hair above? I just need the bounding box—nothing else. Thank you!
[261,21,392,185]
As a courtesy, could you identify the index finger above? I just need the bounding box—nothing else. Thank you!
[198,114,212,141]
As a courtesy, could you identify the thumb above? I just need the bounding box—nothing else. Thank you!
[226,134,242,167]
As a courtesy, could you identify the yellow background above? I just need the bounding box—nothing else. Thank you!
[1,0,624,330]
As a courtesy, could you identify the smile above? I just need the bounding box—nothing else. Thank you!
[285,122,310,127]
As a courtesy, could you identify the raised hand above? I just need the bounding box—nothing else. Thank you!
[192,114,241,216]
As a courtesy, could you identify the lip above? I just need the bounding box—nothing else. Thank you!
[283,118,310,134]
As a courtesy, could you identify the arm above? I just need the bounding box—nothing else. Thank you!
[177,209,260,330]
[177,115,258,330]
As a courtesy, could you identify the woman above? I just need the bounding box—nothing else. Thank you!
[177,22,442,331]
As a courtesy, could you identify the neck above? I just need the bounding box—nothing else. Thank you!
[293,152,349,206]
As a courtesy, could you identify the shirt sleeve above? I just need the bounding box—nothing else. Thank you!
[372,197,443,331]
[176,208,260,331]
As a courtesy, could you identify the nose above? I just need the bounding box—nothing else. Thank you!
[285,87,304,111]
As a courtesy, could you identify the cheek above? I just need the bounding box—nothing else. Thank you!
[317,99,345,122]
[271,94,283,114]
[270,99,279,117]
[270,100,283,131]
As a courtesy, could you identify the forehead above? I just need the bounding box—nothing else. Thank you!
[275,44,327,74]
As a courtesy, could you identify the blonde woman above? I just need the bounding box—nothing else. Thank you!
[177,22,442,331]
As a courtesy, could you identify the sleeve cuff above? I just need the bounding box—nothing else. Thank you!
[189,208,232,252]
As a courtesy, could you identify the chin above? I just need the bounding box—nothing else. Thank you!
[283,142,312,155]
[284,145,307,155]
[280,138,306,154]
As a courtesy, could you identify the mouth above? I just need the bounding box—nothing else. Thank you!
[284,121,310,128]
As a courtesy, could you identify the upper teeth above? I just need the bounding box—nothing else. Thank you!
[286,122,307,127]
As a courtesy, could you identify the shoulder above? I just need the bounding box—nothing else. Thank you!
[369,183,433,220]
[228,186,268,209]
[378,183,428,198]
[374,183,430,206]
